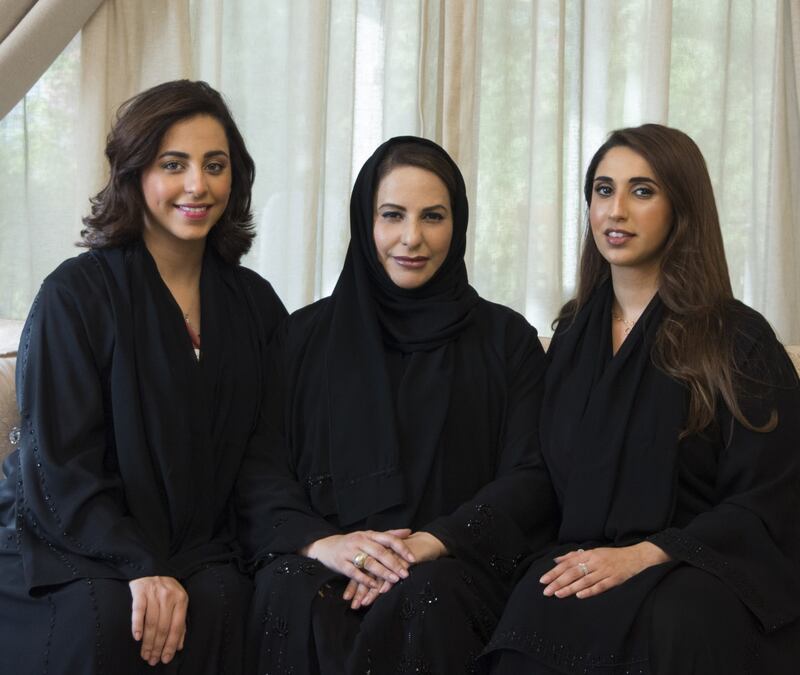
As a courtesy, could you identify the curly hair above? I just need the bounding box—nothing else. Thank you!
[81,80,255,264]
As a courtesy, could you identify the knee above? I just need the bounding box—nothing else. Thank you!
[185,564,252,621]
[650,567,748,637]
[371,558,477,622]
[649,566,754,670]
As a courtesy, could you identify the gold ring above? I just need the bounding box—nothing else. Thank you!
[352,551,368,569]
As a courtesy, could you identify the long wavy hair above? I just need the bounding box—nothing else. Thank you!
[81,80,255,264]
[557,123,775,436]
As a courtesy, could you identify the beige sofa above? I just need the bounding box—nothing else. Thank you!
[1,318,800,470]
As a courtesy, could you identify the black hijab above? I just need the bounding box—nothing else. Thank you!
[325,136,479,525]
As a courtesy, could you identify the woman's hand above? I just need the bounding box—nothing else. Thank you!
[301,528,415,589]
[129,576,189,666]
[341,530,447,610]
[540,542,670,599]
[403,531,448,563]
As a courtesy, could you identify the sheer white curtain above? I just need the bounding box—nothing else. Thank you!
[1,0,798,341]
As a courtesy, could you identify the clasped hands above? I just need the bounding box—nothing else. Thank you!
[301,529,447,610]
[539,541,670,599]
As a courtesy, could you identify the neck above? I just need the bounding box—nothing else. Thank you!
[610,264,659,319]
[143,233,205,287]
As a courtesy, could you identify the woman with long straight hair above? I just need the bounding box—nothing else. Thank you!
[485,123,800,673]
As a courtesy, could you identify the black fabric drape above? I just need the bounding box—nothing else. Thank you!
[0,241,286,588]
[326,136,479,525]
[485,281,800,673]
[239,136,555,674]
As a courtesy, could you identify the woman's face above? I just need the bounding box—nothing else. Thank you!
[140,114,232,248]
[372,165,453,289]
[589,145,673,275]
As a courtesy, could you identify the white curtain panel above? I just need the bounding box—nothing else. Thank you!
[1,0,798,342]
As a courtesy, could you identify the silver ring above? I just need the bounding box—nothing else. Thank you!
[352,551,368,569]
[577,562,590,577]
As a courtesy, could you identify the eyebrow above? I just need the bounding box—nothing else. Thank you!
[594,175,658,185]
[157,150,230,160]
[376,202,449,211]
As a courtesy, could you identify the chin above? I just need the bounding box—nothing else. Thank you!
[389,274,429,290]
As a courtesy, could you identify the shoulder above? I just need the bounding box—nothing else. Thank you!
[472,298,544,367]
[474,298,538,335]
[285,297,331,339]
[36,251,111,315]
[236,265,287,315]
[725,301,799,389]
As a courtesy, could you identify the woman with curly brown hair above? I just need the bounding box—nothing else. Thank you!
[485,124,800,674]
[0,80,285,674]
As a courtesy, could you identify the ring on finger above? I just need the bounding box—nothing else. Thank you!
[352,551,369,569]
[577,562,590,577]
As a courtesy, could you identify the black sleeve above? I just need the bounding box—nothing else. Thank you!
[423,319,558,585]
[649,316,800,632]
[16,273,170,589]
[236,321,339,566]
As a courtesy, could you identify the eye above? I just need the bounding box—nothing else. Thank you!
[422,211,445,221]
[633,185,655,197]
[380,211,403,221]
[205,161,227,174]
[161,160,183,171]
[594,183,613,197]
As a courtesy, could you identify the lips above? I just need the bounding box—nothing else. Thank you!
[393,256,430,269]
[604,228,634,245]
[175,204,212,220]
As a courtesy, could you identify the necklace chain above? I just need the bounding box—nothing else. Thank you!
[612,311,637,335]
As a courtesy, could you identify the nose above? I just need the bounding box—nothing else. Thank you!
[184,167,208,197]
[609,192,627,220]
[400,217,423,248]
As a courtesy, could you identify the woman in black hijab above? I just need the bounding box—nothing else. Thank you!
[240,136,555,673]
[0,80,286,673]
[485,124,800,673]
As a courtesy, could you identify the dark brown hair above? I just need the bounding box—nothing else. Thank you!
[559,123,775,436]
[374,141,460,210]
[81,79,255,263]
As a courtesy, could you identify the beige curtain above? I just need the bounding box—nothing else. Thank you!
[0,0,105,119]
[1,0,799,343]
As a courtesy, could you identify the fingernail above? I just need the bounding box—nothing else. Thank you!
[162,653,172,663]
[134,631,142,641]
[142,651,150,660]
[149,657,159,666]
[542,587,552,596]
[390,574,399,582]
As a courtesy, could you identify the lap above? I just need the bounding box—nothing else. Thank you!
[250,554,504,675]
[0,556,250,675]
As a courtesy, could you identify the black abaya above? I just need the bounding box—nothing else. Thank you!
[239,137,556,674]
[0,242,286,674]
[484,281,800,674]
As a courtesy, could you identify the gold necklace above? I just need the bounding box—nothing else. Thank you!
[612,311,637,335]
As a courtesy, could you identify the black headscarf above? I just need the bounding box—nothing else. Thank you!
[325,136,479,525]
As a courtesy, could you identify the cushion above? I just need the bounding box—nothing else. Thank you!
[0,357,18,469]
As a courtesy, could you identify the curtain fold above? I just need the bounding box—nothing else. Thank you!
[76,0,193,209]
[1,0,799,343]
[0,0,105,119]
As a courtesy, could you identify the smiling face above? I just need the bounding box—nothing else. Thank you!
[140,114,232,250]
[589,145,673,277]
[372,165,454,289]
